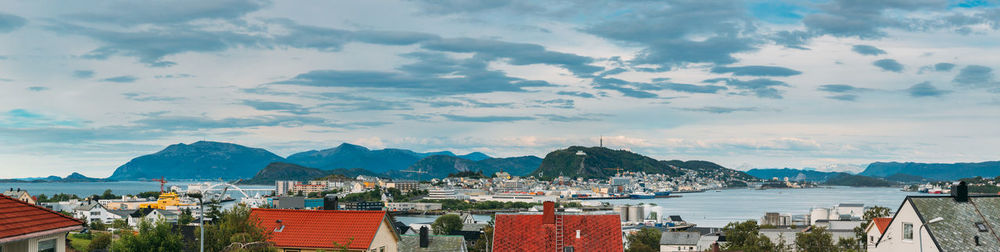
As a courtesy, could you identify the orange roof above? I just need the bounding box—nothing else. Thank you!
[250,208,391,250]
[872,217,892,234]
[0,194,83,241]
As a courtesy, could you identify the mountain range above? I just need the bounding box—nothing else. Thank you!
[285,143,491,174]
[859,161,1000,181]
[746,168,844,182]
[0,172,112,183]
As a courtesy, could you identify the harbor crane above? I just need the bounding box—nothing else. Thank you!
[150,176,168,193]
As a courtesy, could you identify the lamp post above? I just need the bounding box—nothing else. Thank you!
[189,192,205,252]
[919,217,944,252]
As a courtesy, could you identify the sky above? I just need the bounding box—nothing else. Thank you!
[1,0,1000,178]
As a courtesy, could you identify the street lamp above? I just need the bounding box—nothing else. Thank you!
[189,192,205,252]
[919,217,944,252]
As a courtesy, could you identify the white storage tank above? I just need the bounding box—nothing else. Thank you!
[628,205,644,223]
[810,208,830,225]
[613,205,628,222]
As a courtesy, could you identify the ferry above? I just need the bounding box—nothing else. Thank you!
[654,191,672,198]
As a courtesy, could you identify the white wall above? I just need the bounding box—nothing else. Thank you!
[870,200,937,252]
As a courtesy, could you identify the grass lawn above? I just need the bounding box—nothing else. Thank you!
[68,233,92,252]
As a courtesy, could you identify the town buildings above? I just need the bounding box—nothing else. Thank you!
[3,188,36,205]
[0,194,84,252]
[492,201,623,251]
[659,231,701,252]
[871,182,1000,252]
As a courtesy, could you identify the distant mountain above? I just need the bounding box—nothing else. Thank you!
[285,143,493,174]
[60,172,112,182]
[0,172,111,183]
[532,146,682,179]
[108,141,286,180]
[746,168,843,182]
[859,161,1000,181]
[883,173,929,183]
[664,160,757,181]
[240,162,383,185]
[458,152,492,161]
[824,173,895,187]
[387,155,542,180]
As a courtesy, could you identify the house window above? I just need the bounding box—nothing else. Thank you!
[37,238,56,252]
[903,223,914,240]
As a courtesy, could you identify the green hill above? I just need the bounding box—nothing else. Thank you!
[860,161,1000,181]
[386,155,542,180]
[240,162,380,185]
[824,173,895,187]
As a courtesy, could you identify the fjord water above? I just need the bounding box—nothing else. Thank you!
[602,186,920,227]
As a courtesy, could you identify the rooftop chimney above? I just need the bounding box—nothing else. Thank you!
[323,196,339,210]
[542,201,555,224]
[419,226,429,248]
[952,181,968,202]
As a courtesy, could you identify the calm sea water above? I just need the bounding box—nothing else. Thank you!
[3,182,919,227]
[393,187,920,227]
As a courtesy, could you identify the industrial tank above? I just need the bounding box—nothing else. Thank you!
[628,205,644,223]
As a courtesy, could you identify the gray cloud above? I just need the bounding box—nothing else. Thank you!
[133,115,328,130]
[535,113,603,122]
[851,45,886,55]
[660,83,728,94]
[242,100,311,115]
[583,1,757,68]
[802,0,948,39]
[707,78,789,99]
[873,59,904,72]
[66,0,268,25]
[681,106,758,114]
[421,38,601,76]
[73,70,95,79]
[953,65,997,88]
[101,75,138,83]
[771,30,812,50]
[123,93,184,102]
[710,65,802,77]
[27,86,48,92]
[441,114,535,122]
[533,99,574,109]
[556,91,596,98]
[0,12,27,33]
[827,94,859,101]
[907,82,950,97]
[592,77,659,98]
[934,63,955,72]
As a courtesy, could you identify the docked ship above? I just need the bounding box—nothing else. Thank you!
[654,190,672,198]
[629,192,655,199]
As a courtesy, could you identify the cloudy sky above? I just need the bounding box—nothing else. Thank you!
[1,0,999,178]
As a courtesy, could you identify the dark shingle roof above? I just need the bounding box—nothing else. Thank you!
[660,231,700,245]
[399,235,466,252]
[910,196,1000,251]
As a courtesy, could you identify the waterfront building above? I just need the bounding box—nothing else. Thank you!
[251,208,400,252]
[761,212,791,226]
[399,227,467,252]
[425,189,463,200]
[384,202,442,212]
[290,183,326,195]
[760,228,803,251]
[0,194,84,252]
[814,219,864,241]
[275,180,296,196]
[2,188,36,205]
[871,182,1000,252]
[492,201,623,251]
[386,180,419,193]
[40,199,84,212]
[344,201,385,211]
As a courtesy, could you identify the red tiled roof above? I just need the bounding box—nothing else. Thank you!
[250,208,389,250]
[0,194,84,240]
[493,213,623,252]
[873,217,892,234]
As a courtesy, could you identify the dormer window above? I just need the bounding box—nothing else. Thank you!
[975,222,988,232]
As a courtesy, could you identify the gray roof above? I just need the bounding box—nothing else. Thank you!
[399,235,466,252]
[838,203,864,207]
[660,232,700,245]
[909,196,1000,251]
[73,202,100,211]
[461,223,486,232]
[108,209,136,217]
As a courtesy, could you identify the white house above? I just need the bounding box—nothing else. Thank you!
[73,202,124,224]
[865,217,892,250]
[872,182,1000,252]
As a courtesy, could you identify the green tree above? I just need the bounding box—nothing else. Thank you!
[112,219,129,230]
[837,237,862,252]
[796,227,835,252]
[88,232,112,251]
[101,189,117,199]
[470,222,494,252]
[431,214,464,235]
[200,204,275,252]
[626,228,661,252]
[111,220,184,251]
[136,191,161,199]
[853,205,891,247]
[178,208,194,226]
[90,221,108,231]
[722,220,775,252]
